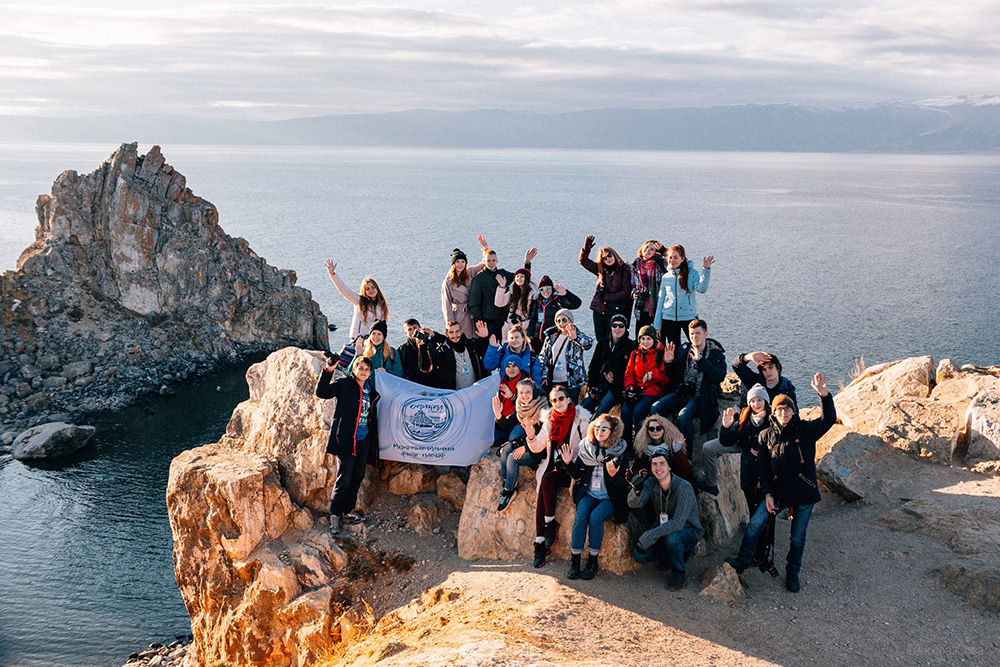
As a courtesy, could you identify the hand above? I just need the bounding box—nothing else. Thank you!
[520,416,535,434]
[703,255,715,269]
[353,335,366,348]
[500,384,513,399]
[663,342,675,363]
[606,459,620,476]
[496,274,507,288]
[492,395,503,418]
[583,235,596,253]
[604,371,614,384]
[477,234,489,251]
[559,443,573,464]
[690,345,702,361]
[642,371,652,383]
[812,372,829,397]
[672,436,685,453]
[324,259,337,276]
[524,247,538,264]
[475,320,489,338]
[554,283,567,296]
[653,241,663,252]
[765,494,776,514]
[567,324,578,340]
[748,351,772,365]
[489,334,499,347]
[513,445,526,458]
[721,406,736,428]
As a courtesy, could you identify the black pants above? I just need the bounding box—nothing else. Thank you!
[658,319,693,349]
[634,310,655,338]
[330,435,372,516]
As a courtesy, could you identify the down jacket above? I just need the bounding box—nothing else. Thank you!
[758,392,837,507]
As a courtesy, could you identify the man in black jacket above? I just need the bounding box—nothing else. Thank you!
[726,372,836,593]
[468,246,536,339]
[582,313,636,415]
[427,321,491,389]
[397,319,438,387]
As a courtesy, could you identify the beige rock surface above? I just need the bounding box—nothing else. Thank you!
[696,453,749,552]
[815,426,887,501]
[405,495,442,536]
[873,397,963,465]
[834,355,936,433]
[387,465,438,495]
[698,564,747,603]
[435,472,467,510]
[965,388,1000,473]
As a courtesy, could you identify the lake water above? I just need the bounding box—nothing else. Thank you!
[1,144,999,665]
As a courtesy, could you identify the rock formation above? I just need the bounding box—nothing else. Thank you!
[0,144,327,432]
[10,421,96,460]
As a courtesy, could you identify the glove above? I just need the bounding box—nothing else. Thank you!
[583,235,596,253]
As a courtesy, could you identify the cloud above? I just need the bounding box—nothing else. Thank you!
[1,2,998,118]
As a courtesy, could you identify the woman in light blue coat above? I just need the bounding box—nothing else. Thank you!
[653,245,715,349]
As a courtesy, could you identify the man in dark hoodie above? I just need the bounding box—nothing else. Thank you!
[426,320,491,390]
[732,350,798,406]
[396,318,438,387]
[468,246,537,339]
[582,313,636,416]
[651,318,727,458]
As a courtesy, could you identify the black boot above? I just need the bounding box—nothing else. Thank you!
[786,570,801,593]
[567,553,582,579]
[533,541,549,568]
[725,556,749,574]
[580,554,600,580]
[544,519,560,550]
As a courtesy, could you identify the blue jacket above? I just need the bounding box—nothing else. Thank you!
[483,343,542,385]
[653,260,710,328]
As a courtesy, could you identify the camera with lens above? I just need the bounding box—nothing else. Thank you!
[415,330,432,343]
[676,382,697,399]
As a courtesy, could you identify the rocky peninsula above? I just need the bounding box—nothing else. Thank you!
[0,144,328,439]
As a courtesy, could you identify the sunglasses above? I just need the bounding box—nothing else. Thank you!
[555,317,570,324]
[551,395,569,403]
[610,323,626,329]
[647,424,664,432]
[595,425,612,432]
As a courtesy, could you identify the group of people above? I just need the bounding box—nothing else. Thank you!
[316,235,835,594]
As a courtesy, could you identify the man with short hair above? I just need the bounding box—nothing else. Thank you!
[733,351,797,406]
[628,451,704,591]
[425,320,490,390]
[396,318,438,386]
[651,318,727,458]
[468,246,537,339]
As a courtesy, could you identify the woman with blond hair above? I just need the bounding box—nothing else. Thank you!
[631,414,692,484]
[347,320,402,377]
[579,235,633,340]
[325,259,389,343]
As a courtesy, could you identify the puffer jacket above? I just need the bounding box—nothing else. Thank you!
[758,393,836,507]
[579,247,633,317]
[652,260,710,327]
[624,343,670,397]
[719,411,771,493]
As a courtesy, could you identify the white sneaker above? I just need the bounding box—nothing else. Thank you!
[329,515,341,535]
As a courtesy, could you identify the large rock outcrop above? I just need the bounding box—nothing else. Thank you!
[0,144,327,431]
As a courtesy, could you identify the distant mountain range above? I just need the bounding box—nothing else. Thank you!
[4,99,1000,152]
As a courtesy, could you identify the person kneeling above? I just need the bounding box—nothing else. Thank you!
[629,450,704,591]
[564,414,631,580]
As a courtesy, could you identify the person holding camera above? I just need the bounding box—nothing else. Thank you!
[396,318,440,387]
[630,240,668,337]
[620,325,673,445]
[563,414,631,580]
[631,414,693,485]
[483,323,542,385]
[579,235,633,340]
[652,245,714,349]
[725,373,836,593]
[581,313,636,417]
[539,309,594,401]
[651,318,726,459]
[527,276,583,352]
[732,351,798,406]
[628,450,704,591]
[494,268,536,340]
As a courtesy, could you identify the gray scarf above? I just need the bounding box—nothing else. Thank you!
[578,436,628,467]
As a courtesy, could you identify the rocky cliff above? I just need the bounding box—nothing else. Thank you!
[0,144,328,431]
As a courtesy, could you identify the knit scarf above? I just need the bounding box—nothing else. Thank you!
[548,403,576,446]
[578,436,628,467]
[447,336,467,354]
[515,396,547,424]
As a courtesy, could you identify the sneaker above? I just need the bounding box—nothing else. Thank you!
[544,520,560,550]
[533,541,549,568]
[329,515,341,535]
[580,554,599,580]
[342,510,366,525]
[497,488,517,512]
[666,570,686,591]
[786,570,801,593]
[724,557,749,574]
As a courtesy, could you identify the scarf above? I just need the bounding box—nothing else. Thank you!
[499,374,521,416]
[447,336,467,354]
[578,435,628,467]
[548,403,576,446]
[515,396,547,424]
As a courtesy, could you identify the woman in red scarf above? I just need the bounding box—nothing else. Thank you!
[520,385,592,568]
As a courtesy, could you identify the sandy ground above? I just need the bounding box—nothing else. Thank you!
[331,450,999,667]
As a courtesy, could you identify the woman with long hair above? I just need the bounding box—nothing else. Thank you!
[494,268,536,340]
[652,244,715,349]
[348,320,402,377]
[631,414,693,484]
[325,259,389,343]
[563,413,630,580]
[526,276,582,353]
[620,326,673,444]
[441,235,490,337]
[482,323,542,385]
[494,378,547,510]
[579,235,633,340]
[631,240,667,337]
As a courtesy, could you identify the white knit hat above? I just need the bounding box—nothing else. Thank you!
[747,384,770,405]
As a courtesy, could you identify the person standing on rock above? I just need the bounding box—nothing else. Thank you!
[526,276,583,353]
[628,450,704,591]
[652,245,714,349]
[494,268,536,341]
[630,239,668,337]
[468,245,537,339]
[325,259,389,343]
[725,373,836,593]
[441,235,491,338]
[732,351,797,406]
[579,236,633,341]
[316,355,380,535]
[564,414,631,580]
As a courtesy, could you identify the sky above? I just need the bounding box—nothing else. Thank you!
[2,0,999,119]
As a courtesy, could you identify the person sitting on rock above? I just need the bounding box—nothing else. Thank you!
[325,259,389,343]
[581,313,636,418]
[631,414,693,485]
[527,275,583,353]
[525,385,592,568]
[621,326,673,445]
[564,414,631,580]
[651,318,726,459]
[397,319,440,387]
[493,356,529,448]
[348,320,402,377]
[539,309,594,400]
[725,373,836,593]
[495,378,547,512]
[629,449,704,591]
[732,351,797,406]
[423,320,490,390]
[483,323,542,385]
[316,355,379,535]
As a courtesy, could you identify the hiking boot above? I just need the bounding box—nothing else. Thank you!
[580,554,599,580]
[786,570,801,593]
[329,515,341,535]
[666,570,686,591]
[533,541,549,568]
[544,520,560,550]
[567,553,582,580]
[497,488,517,512]
[342,510,366,525]
[724,557,749,574]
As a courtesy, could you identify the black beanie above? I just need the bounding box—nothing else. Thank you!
[451,248,468,265]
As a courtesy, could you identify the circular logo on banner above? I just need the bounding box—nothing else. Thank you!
[400,395,454,442]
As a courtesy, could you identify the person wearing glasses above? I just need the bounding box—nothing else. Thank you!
[582,313,636,417]
[563,414,631,580]
[652,245,715,349]
[526,275,582,353]
[725,373,836,593]
[620,325,674,445]
[579,235,633,340]
[539,309,594,401]
[631,414,693,485]
[524,385,592,569]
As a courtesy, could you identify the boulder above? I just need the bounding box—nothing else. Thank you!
[11,421,96,460]
[965,389,1000,473]
[457,456,640,574]
[387,465,438,495]
[935,358,960,384]
[816,427,886,501]
[937,562,1000,612]
[931,366,1000,404]
[873,397,962,465]
[834,356,936,433]
[696,453,749,552]
[406,496,442,536]
[436,472,468,510]
[698,564,747,603]
[60,361,92,381]
[870,499,1000,555]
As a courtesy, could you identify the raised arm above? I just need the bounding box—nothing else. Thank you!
[325,259,360,306]
[579,235,599,276]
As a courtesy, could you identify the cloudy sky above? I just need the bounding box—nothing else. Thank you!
[2,0,998,119]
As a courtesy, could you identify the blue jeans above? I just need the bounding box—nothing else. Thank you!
[571,494,616,553]
[737,501,815,574]
[499,438,539,493]
[580,384,618,417]
[652,392,700,455]
[621,395,658,443]
[632,525,700,573]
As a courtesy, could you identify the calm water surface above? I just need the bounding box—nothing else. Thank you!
[1,145,999,665]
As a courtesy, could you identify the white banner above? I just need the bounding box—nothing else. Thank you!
[374,370,501,466]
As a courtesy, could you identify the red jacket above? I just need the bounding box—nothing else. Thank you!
[625,344,670,397]
[498,373,522,416]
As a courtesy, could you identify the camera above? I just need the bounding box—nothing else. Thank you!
[676,382,697,399]
[415,330,432,343]
[509,313,522,324]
